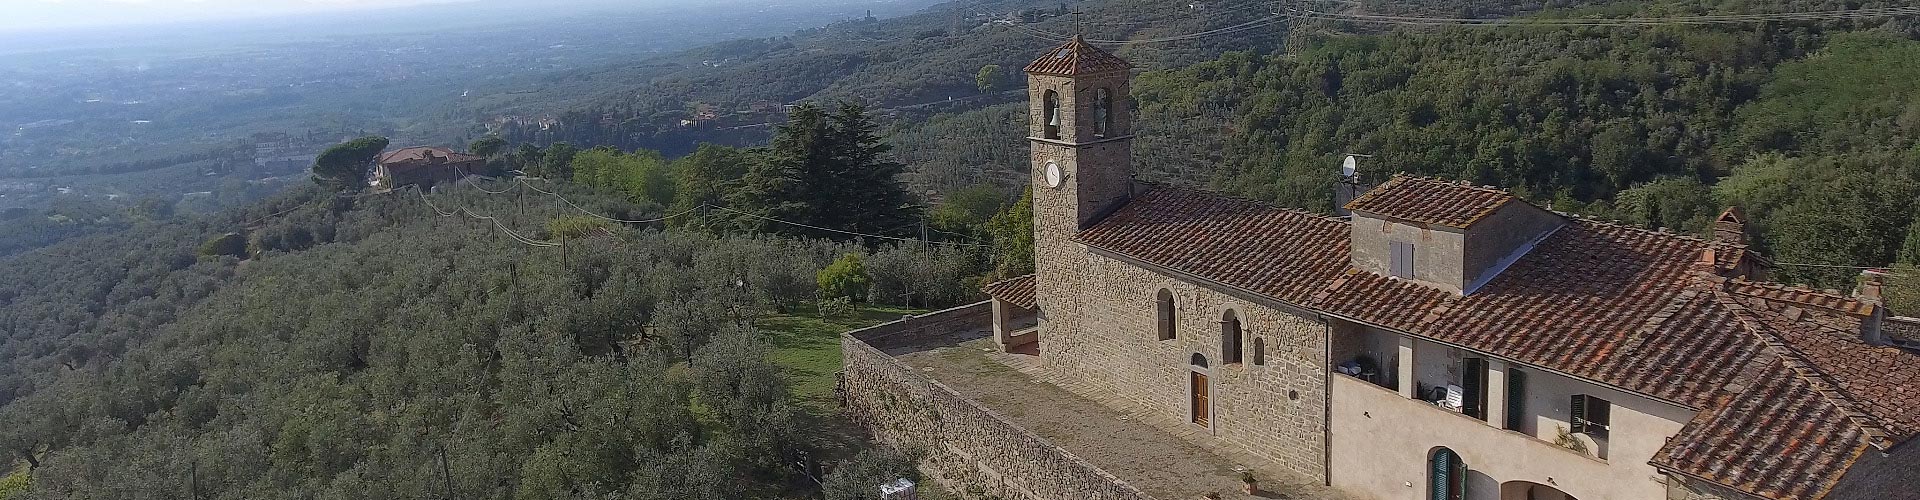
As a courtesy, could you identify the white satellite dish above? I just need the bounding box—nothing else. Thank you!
[1341,155,1358,178]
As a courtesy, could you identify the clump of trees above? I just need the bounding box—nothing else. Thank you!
[309,136,389,192]
[728,102,922,237]
[0,182,986,498]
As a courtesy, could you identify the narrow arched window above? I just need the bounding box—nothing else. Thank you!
[1042,90,1062,139]
[1155,289,1176,340]
[1222,310,1243,364]
[1253,337,1266,366]
[1093,88,1113,138]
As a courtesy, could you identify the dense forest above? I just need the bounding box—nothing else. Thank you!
[1138,28,1920,289]
[886,2,1920,294]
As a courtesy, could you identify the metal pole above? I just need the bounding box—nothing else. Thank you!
[439,445,454,500]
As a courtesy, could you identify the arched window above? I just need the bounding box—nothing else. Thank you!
[1430,447,1466,500]
[1093,88,1114,137]
[1190,353,1208,368]
[1222,310,1243,364]
[1042,90,1062,139]
[1252,337,1266,365]
[1155,289,1176,340]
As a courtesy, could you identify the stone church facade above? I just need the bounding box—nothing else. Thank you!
[848,38,1920,500]
[1022,38,1332,479]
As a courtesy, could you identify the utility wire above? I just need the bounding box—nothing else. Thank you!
[511,178,704,224]
[459,175,992,248]
[1032,2,1279,28]
[704,204,992,247]
[1290,5,1920,26]
[418,187,560,247]
[1009,16,1283,45]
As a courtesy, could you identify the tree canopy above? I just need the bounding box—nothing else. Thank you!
[310,136,389,192]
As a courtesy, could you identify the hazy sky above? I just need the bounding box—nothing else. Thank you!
[2,0,556,32]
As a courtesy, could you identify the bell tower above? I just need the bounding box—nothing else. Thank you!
[1026,35,1134,235]
[1025,36,1133,334]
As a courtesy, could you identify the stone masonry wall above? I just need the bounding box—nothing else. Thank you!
[843,303,1154,500]
[1037,248,1331,480]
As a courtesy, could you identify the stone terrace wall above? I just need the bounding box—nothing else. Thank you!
[843,302,1154,500]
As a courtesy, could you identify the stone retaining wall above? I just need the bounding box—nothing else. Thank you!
[842,301,1154,500]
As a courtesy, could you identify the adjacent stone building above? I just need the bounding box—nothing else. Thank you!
[946,37,1920,500]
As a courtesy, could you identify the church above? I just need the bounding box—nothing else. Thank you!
[843,37,1920,500]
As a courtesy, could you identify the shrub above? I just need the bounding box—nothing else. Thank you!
[0,467,29,500]
[198,232,247,258]
[817,254,870,302]
[819,296,856,320]
[821,446,917,500]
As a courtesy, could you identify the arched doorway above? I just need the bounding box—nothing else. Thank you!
[1501,481,1575,500]
[1189,353,1211,428]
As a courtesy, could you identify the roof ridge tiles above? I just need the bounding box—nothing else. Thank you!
[1146,185,1350,224]
[1710,287,1896,450]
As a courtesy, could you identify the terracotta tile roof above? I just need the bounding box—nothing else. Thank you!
[1655,359,1872,500]
[1024,36,1131,77]
[1342,175,1520,228]
[378,146,483,167]
[1071,185,1919,499]
[1727,280,1879,317]
[1315,219,1764,408]
[1653,286,1920,500]
[1075,187,1351,306]
[983,274,1037,310]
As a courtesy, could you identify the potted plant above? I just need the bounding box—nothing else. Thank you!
[1240,470,1259,495]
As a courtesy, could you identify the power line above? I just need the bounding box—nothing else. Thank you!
[457,175,991,248]
[1290,5,1920,27]
[510,178,704,224]
[1009,16,1283,45]
[418,187,560,248]
[705,204,991,247]
[1032,1,1279,29]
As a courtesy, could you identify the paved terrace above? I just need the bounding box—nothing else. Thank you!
[868,311,1342,500]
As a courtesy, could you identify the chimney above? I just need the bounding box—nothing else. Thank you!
[1713,207,1748,245]
[1859,269,1889,304]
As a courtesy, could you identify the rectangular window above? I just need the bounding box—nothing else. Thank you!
[1505,369,1527,431]
[1390,241,1415,279]
[1461,358,1488,421]
[1571,394,1612,437]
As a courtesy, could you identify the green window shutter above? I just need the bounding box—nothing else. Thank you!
[1461,358,1486,420]
[1590,397,1611,433]
[1570,395,1588,434]
[1430,449,1453,500]
[1505,369,1526,430]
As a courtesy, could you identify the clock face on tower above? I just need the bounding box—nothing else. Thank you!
[1045,160,1064,188]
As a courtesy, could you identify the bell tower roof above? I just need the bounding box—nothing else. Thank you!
[1024,35,1131,77]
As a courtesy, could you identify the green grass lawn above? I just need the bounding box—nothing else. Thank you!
[759,304,921,412]
[757,304,963,500]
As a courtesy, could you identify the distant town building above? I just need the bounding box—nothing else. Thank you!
[374,146,483,192]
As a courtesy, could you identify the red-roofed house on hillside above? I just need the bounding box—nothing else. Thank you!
[374,146,485,192]
[839,38,1920,500]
